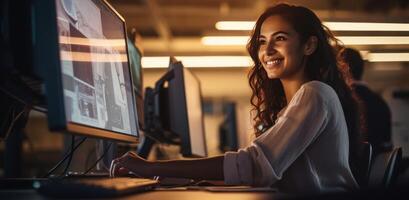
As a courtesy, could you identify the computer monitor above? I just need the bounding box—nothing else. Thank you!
[167,62,207,157]
[126,37,144,129]
[218,103,238,152]
[141,60,207,157]
[34,0,139,143]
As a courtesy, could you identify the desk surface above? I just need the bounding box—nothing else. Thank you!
[0,189,287,200]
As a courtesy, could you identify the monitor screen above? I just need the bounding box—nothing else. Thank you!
[127,38,144,129]
[218,103,238,152]
[168,63,207,157]
[44,0,139,142]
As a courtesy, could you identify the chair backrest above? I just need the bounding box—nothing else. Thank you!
[362,142,373,185]
[368,147,402,189]
[354,142,373,187]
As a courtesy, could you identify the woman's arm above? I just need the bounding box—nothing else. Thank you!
[151,155,224,180]
[111,151,224,180]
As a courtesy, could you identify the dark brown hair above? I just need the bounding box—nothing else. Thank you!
[247,3,362,164]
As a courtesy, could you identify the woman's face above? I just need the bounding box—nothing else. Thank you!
[258,15,308,80]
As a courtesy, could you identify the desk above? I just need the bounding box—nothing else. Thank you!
[0,189,287,200]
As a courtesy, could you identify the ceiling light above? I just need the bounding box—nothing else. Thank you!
[337,36,409,45]
[367,53,409,62]
[141,53,409,68]
[201,36,409,46]
[215,21,255,30]
[323,22,409,32]
[215,21,409,32]
[201,36,249,46]
[142,56,253,68]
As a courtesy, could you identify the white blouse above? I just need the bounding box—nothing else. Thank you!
[223,81,358,194]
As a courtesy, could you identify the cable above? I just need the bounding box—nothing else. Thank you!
[82,142,112,175]
[43,136,87,178]
[3,103,26,140]
[61,135,75,176]
[0,87,27,105]
[1,85,47,114]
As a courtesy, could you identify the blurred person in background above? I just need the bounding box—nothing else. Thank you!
[341,47,392,154]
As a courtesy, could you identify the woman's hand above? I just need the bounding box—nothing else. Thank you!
[110,151,153,178]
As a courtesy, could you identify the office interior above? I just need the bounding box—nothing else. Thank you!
[1,0,409,199]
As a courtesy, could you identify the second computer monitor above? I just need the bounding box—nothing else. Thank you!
[167,62,207,157]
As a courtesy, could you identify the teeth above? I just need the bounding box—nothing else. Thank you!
[266,59,282,65]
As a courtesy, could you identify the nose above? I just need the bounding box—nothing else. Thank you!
[265,41,276,56]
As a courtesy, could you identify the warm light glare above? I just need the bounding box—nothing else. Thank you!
[142,53,409,68]
[201,36,249,46]
[60,51,128,62]
[323,22,409,32]
[368,53,409,62]
[337,36,409,45]
[201,36,409,46]
[216,21,409,32]
[215,21,255,30]
[59,36,126,48]
[142,56,253,68]
[141,57,170,68]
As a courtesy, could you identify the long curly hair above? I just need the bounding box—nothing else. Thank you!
[247,4,362,162]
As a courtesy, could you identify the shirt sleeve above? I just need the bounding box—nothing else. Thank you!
[224,86,330,186]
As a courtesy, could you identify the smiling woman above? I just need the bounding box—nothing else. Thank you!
[257,15,315,81]
[111,3,363,195]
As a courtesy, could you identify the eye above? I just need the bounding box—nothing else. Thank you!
[275,35,286,41]
[258,38,266,45]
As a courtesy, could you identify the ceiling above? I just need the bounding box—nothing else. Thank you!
[109,0,409,55]
[108,0,409,96]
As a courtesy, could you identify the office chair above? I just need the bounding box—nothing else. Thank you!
[361,142,373,186]
[352,142,373,187]
[368,147,402,189]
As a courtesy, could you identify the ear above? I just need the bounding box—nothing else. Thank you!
[303,36,318,56]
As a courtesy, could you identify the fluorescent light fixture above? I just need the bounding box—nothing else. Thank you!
[367,53,409,62]
[141,56,170,68]
[216,21,409,32]
[142,56,253,68]
[337,36,409,45]
[215,21,255,30]
[359,50,370,60]
[201,36,409,46]
[141,53,409,68]
[323,22,409,32]
[201,36,249,46]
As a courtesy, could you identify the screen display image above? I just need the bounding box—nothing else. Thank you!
[166,63,207,157]
[55,0,137,137]
[183,68,206,157]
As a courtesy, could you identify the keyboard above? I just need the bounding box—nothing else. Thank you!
[35,177,159,198]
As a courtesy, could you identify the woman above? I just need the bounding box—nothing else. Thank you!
[111,3,361,194]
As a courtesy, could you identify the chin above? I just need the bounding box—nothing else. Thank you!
[267,73,280,79]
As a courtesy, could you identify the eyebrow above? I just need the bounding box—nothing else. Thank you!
[259,31,290,38]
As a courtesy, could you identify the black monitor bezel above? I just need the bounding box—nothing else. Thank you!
[34,0,139,143]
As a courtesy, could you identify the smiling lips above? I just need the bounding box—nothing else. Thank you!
[265,58,284,67]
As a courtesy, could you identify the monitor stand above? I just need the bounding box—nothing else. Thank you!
[137,135,155,159]
[61,139,115,178]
